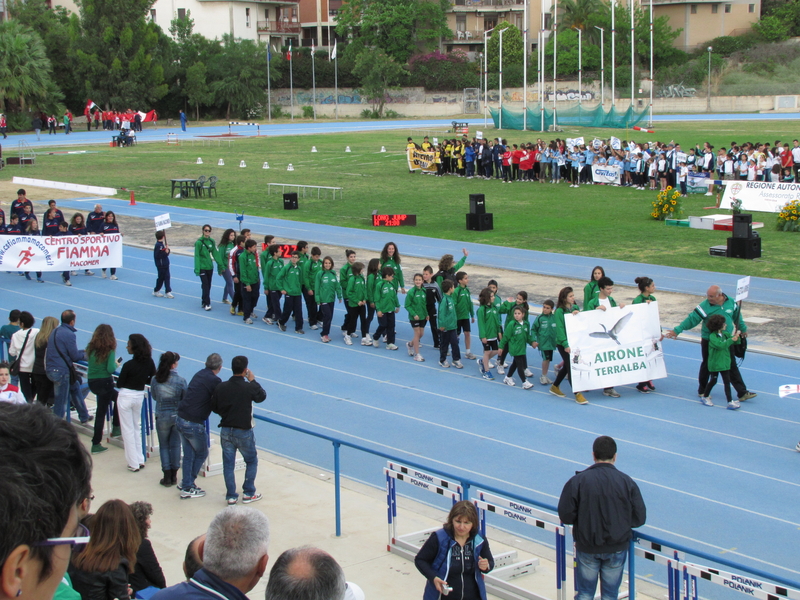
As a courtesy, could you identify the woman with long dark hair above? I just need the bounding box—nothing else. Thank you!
[127,501,166,593]
[117,334,156,472]
[86,324,121,455]
[31,316,58,406]
[217,228,236,304]
[549,287,587,405]
[149,351,187,486]
[101,211,120,280]
[70,499,141,600]
[379,241,405,294]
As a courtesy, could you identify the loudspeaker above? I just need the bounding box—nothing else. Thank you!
[732,213,752,239]
[466,213,493,231]
[469,194,486,215]
[283,192,298,210]
[727,236,761,259]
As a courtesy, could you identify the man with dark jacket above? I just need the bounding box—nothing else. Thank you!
[211,355,266,506]
[45,309,90,422]
[558,436,646,600]
[177,353,223,499]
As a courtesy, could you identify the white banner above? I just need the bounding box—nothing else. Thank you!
[591,164,621,185]
[564,303,667,393]
[155,213,172,230]
[610,136,621,150]
[720,180,798,213]
[0,234,123,271]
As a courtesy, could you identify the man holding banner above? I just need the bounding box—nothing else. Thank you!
[666,285,757,403]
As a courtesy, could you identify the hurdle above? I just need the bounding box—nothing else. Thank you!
[475,490,564,600]
[228,121,262,136]
[385,461,463,557]
[633,536,800,600]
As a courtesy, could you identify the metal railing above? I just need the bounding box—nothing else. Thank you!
[250,413,800,600]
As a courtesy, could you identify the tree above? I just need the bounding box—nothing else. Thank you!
[0,20,64,113]
[336,0,451,64]
[208,35,269,119]
[71,0,169,109]
[486,22,523,73]
[558,0,604,35]
[351,48,406,117]
[184,62,214,120]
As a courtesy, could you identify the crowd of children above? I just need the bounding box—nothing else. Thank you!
[407,136,800,197]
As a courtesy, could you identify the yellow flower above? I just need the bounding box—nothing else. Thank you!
[671,200,677,205]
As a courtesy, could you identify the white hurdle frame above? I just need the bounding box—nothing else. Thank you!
[475,490,566,600]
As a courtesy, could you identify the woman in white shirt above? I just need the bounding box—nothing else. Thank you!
[8,311,38,403]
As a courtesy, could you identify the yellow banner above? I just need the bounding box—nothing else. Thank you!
[407,148,437,172]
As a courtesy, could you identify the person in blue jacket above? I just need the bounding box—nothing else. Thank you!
[415,500,494,600]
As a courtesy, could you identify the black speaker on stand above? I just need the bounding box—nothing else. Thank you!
[727,235,761,259]
[732,213,752,238]
[283,192,298,210]
[466,193,492,231]
[469,194,486,214]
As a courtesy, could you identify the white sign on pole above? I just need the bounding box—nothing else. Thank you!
[574,136,585,146]
[610,136,621,150]
[433,137,439,145]
[476,131,483,140]
[155,213,172,230]
[564,303,667,392]
[735,276,751,302]
[676,152,688,163]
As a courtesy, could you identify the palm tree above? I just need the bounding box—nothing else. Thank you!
[0,21,63,113]
[557,0,604,34]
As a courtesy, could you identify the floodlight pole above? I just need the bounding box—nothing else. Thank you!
[649,0,654,126]
[572,27,582,107]
[611,0,616,106]
[595,26,604,106]
[707,46,713,112]
[499,26,506,130]
[483,27,495,129]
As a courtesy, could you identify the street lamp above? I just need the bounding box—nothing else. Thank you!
[572,27,582,107]
[595,26,604,106]
[707,46,713,112]
[499,26,506,130]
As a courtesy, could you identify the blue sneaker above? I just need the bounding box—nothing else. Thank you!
[477,358,485,374]
[482,371,494,380]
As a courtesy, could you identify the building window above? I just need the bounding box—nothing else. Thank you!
[292,6,298,20]
[150,8,156,21]
[690,4,697,13]
[724,3,731,11]
[456,14,466,32]
[246,7,251,27]
[177,8,186,19]
[748,3,754,11]
[544,13,552,29]
[711,4,718,13]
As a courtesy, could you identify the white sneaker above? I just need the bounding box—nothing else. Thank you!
[372,340,380,348]
[110,275,118,280]
[101,272,107,279]
[413,354,425,362]
[166,293,174,299]
[522,381,534,390]
[70,271,77,276]
[524,368,533,377]
[64,279,72,286]
[439,360,450,368]
[496,364,505,375]
[386,343,398,351]
[153,291,164,297]
[244,318,253,324]
[85,270,94,276]
[464,352,477,360]
[540,375,552,385]
[310,323,318,330]
[204,305,211,311]
[407,341,414,356]
[503,377,515,386]
[452,360,463,368]
[344,335,353,346]
[360,337,372,346]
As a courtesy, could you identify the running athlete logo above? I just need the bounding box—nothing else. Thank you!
[16,247,35,269]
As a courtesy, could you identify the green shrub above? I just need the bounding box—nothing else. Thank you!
[270,106,284,119]
[408,50,480,91]
[302,105,314,118]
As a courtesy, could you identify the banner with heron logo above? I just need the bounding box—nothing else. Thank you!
[564,302,666,392]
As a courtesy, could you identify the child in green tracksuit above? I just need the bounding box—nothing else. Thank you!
[700,314,741,409]
[476,287,501,380]
[438,280,462,368]
[453,271,476,360]
[238,240,260,324]
[314,256,342,343]
[404,273,429,361]
[261,244,284,324]
[339,249,357,336]
[584,276,623,398]
[373,266,400,350]
[531,300,557,385]
[303,247,323,330]
[497,291,530,376]
[344,262,370,345]
[277,251,305,333]
[364,258,380,343]
[499,305,536,389]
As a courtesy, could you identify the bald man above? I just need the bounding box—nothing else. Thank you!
[265,546,346,600]
[666,285,756,404]
[87,204,105,234]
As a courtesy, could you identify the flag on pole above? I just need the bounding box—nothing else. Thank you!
[286,39,292,61]
[267,47,272,62]
[330,39,337,61]
[311,42,315,54]
[85,99,97,115]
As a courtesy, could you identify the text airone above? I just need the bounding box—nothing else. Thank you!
[594,347,645,363]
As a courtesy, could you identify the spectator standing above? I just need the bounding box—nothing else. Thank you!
[211,355,267,505]
[176,353,223,499]
[557,436,646,600]
[85,323,121,454]
[180,110,187,132]
[8,311,37,402]
[149,351,187,487]
[45,309,91,421]
[31,114,42,141]
[117,334,156,472]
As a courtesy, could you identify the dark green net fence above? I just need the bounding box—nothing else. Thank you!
[489,104,650,131]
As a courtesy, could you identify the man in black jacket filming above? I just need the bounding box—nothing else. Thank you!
[558,436,646,600]
[211,355,267,506]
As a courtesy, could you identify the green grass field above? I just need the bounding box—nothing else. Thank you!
[3,118,798,280]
